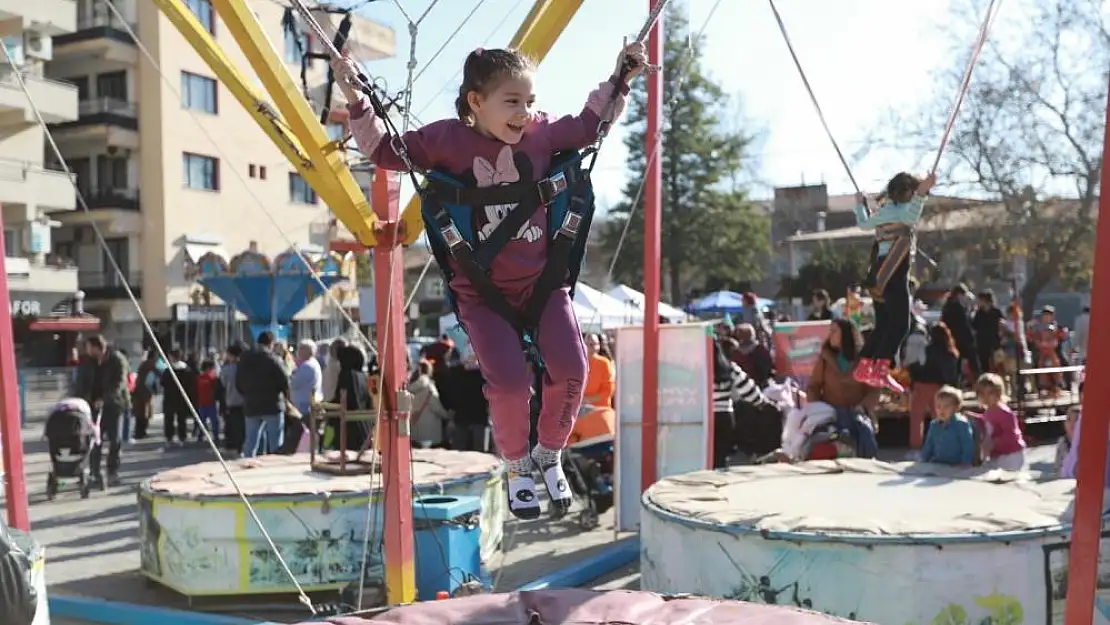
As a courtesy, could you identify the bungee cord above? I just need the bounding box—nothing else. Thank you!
[766,0,862,198]
[930,0,1003,175]
[0,24,319,614]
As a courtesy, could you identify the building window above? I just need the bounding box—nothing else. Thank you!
[289,172,317,204]
[186,0,215,34]
[181,71,218,114]
[3,228,17,256]
[66,76,90,101]
[1,36,24,66]
[249,164,257,178]
[183,153,219,190]
[97,156,128,190]
[69,157,92,195]
[258,165,267,180]
[283,17,313,65]
[95,71,127,101]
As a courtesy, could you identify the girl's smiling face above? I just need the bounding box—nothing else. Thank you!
[468,75,536,144]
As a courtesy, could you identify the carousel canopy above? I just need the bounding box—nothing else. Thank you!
[196,247,348,325]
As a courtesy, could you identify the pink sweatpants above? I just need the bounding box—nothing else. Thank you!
[457,287,587,460]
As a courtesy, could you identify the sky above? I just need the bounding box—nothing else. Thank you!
[341,0,964,211]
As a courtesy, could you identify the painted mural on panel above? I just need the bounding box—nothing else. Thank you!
[1043,531,1110,625]
[245,499,377,588]
[713,540,1025,624]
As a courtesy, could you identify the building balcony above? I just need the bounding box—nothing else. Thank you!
[0,159,77,212]
[50,98,139,150]
[0,0,77,36]
[5,256,79,294]
[80,185,139,211]
[0,69,78,124]
[53,15,139,65]
[78,269,141,300]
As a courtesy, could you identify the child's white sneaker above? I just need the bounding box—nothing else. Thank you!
[505,457,541,520]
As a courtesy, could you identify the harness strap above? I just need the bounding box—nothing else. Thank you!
[431,185,589,365]
[429,167,578,269]
[868,236,913,300]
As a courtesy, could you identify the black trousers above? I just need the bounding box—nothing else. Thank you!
[90,403,124,476]
[163,402,190,443]
[860,254,912,362]
[224,406,245,452]
[713,411,735,469]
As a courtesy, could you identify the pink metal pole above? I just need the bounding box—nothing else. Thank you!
[0,207,30,530]
[640,5,663,493]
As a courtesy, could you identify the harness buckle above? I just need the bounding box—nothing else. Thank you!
[440,223,469,251]
[538,171,568,205]
[559,211,583,238]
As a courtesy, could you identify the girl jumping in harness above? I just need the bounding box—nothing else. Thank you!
[333,43,646,521]
[852,171,937,392]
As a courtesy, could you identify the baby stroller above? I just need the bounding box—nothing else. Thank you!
[562,434,615,530]
[43,399,100,500]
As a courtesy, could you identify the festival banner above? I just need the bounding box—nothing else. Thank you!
[773,320,831,386]
[614,323,713,532]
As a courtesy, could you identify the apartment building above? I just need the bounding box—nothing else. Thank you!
[0,1,98,366]
[44,0,395,351]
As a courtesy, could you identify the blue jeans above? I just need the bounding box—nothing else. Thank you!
[243,414,283,458]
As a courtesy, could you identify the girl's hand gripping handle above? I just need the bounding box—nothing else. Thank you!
[613,40,649,85]
[330,55,389,119]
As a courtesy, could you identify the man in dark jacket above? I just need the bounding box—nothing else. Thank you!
[75,335,131,486]
[235,331,290,457]
[161,349,197,448]
[941,284,978,383]
[972,290,1004,375]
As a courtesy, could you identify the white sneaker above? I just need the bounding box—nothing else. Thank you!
[538,462,572,519]
[506,470,541,520]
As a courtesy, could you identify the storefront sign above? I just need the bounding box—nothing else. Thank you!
[8,292,71,318]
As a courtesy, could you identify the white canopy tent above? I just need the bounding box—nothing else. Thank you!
[606,284,687,322]
[573,283,641,328]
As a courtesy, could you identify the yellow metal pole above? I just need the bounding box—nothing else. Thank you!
[395,0,586,244]
[206,0,378,246]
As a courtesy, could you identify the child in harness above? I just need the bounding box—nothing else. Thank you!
[333,43,646,521]
[852,171,937,392]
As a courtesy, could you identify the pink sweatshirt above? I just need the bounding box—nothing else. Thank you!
[982,403,1025,457]
[346,78,627,307]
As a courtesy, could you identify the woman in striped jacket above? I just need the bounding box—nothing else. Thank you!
[713,338,770,468]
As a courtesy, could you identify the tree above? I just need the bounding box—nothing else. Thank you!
[598,4,769,303]
[885,0,1105,312]
[777,244,870,302]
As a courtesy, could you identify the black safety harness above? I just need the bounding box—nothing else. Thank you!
[425,157,593,363]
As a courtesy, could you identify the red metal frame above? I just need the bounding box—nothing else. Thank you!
[705,334,714,469]
[0,209,30,531]
[640,3,663,494]
[370,170,418,604]
[1062,73,1110,625]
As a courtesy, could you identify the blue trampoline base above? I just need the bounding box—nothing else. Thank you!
[516,536,639,591]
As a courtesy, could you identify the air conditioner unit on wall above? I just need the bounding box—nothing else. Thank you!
[23,32,52,62]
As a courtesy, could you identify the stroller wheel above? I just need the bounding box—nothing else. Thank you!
[578,507,599,530]
[46,474,57,500]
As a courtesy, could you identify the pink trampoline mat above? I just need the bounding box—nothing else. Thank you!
[300,589,869,625]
